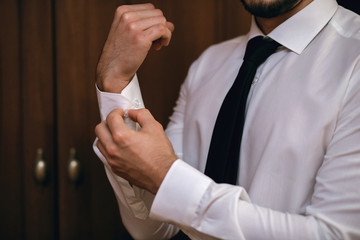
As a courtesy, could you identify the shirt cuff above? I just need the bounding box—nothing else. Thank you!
[95,74,148,219]
[96,74,145,122]
[149,159,213,225]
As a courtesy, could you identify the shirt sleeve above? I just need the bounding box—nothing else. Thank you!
[93,75,179,239]
[150,63,360,239]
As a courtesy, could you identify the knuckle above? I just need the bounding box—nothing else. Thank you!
[133,32,145,43]
[112,130,127,143]
[94,121,106,136]
[155,9,164,16]
[158,15,166,23]
[121,12,134,23]
[155,24,166,34]
[105,144,118,157]
[106,113,115,123]
[94,123,102,136]
[115,5,127,18]
[146,3,155,9]
[106,110,120,123]
[127,22,137,31]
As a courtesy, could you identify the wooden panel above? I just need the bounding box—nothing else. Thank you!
[55,0,131,239]
[0,0,23,239]
[21,0,56,239]
[221,0,251,40]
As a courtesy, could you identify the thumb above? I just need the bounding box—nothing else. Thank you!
[166,21,175,32]
[127,108,157,130]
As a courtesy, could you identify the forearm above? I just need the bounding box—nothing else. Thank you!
[94,76,179,238]
[150,160,350,240]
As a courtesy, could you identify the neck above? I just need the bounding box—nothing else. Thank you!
[256,0,313,35]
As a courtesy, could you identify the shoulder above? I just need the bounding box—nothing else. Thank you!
[330,6,360,41]
[198,35,247,63]
[191,35,248,77]
[184,35,247,90]
[317,6,360,68]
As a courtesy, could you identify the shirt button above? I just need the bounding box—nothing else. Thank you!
[252,77,259,85]
[133,99,140,109]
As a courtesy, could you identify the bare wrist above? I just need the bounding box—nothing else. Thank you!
[96,76,132,93]
[151,157,177,194]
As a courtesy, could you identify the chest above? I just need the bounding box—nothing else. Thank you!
[182,47,351,175]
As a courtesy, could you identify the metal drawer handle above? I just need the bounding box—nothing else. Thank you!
[34,148,48,184]
[68,148,81,183]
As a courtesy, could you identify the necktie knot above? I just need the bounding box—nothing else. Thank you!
[243,36,280,66]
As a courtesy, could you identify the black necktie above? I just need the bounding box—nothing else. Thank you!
[204,36,280,184]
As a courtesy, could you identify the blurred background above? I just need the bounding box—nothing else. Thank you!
[0,0,358,239]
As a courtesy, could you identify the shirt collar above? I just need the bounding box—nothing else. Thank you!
[247,0,338,54]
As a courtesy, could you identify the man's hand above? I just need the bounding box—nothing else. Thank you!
[96,3,174,93]
[95,108,177,194]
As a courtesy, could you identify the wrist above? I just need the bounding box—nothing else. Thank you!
[151,156,177,194]
[96,75,132,93]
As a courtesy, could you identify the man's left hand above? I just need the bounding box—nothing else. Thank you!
[95,108,177,194]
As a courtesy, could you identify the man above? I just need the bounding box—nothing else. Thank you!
[94,0,360,239]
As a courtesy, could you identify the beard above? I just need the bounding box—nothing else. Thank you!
[240,0,302,18]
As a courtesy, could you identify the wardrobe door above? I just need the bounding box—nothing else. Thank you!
[0,0,24,238]
[22,0,57,238]
[55,0,131,239]
[0,0,57,239]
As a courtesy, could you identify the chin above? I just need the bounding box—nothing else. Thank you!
[240,0,302,18]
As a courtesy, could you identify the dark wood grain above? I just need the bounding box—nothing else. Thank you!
[21,0,56,239]
[0,0,23,239]
[55,0,131,239]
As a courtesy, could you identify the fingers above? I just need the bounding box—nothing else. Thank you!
[128,15,166,33]
[151,21,174,50]
[113,3,156,26]
[114,4,174,50]
[108,4,155,39]
[114,4,171,32]
[95,121,116,157]
[121,9,164,24]
[127,108,162,131]
[96,138,110,160]
[105,109,133,143]
[95,108,130,146]
[166,21,175,32]
[116,3,156,18]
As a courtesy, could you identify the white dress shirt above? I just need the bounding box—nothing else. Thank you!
[94,0,360,239]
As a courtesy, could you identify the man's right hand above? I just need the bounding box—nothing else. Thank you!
[96,3,174,93]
